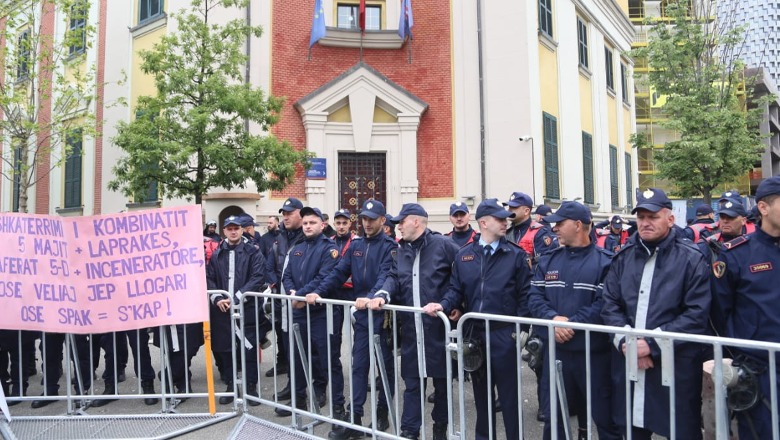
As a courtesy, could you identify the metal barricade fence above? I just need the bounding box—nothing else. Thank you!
[454,312,780,440]
[240,290,454,440]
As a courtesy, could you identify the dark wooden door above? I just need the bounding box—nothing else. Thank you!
[338,153,387,232]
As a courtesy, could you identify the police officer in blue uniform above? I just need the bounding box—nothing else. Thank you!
[425,198,531,440]
[446,202,477,248]
[527,201,621,440]
[276,207,341,416]
[534,204,553,226]
[265,197,306,398]
[503,191,559,263]
[380,203,460,440]
[601,188,711,440]
[697,198,754,264]
[684,204,717,242]
[207,215,270,405]
[308,200,397,439]
[712,176,780,439]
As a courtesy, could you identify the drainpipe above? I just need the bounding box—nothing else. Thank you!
[476,0,487,201]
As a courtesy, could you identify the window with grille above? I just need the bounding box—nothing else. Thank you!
[539,0,553,38]
[577,18,588,69]
[609,145,619,208]
[543,113,560,199]
[17,30,30,80]
[582,132,594,204]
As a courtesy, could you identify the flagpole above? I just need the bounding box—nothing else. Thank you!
[360,32,364,63]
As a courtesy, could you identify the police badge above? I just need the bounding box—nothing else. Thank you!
[712,261,726,279]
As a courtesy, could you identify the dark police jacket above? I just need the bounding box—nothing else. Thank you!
[601,227,711,437]
[265,225,304,290]
[282,233,339,318]
[206,240,267,351]
[712,228,780,366]
[381,229,460,378]
[528,243,613,352]
[259,228,280,259]
[506,218,559,260]
[440,237,531,325]
[317,232,397,301]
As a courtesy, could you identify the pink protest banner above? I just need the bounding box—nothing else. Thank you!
[0,205,209,334]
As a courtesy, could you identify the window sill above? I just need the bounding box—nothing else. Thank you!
[544,197,562,206]
[130,13,167,39]
[317,27,404,49]
[622,100,632,110]
[56,206,83,217]
[607,87,616,98]
[126,201,161,210]
[538,31,558,52]
[578,65,592,79]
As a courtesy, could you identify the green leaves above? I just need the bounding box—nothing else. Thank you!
[631,0,769,203]
[110,0,310,205]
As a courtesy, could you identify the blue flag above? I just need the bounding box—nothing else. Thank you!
[398,0,414,40]
[309,0,326,48]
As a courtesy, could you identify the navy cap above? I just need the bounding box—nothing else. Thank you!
[747,205,760,223]
[475,198,515,220]
[391,203,428,222]
[384,216,396,227]
[610,215,624,228]
[534,205,553,216]
[718,199,747,218]
[223,215,243,227]
[358,200,386,219]
[278,197,304,213]
[334,208,351,219]
[545,201,592,224]
[756,176,780,201]
[632,188,673,214]
[449,202,469,216]
[238,213,259,227]
[503,191,533,208]
[695,204,714,216]
[721,190,741,200]
[300,206,324,221]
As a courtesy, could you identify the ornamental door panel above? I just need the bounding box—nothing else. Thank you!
[338,153,386,232]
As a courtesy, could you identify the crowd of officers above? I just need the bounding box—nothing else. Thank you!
[3,176,780,440]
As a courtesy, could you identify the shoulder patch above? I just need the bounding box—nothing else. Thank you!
[543,236,552,246]
[330,249,339,259]
[712,261,726,278]
[391,249,397,259]
[461,254,475,262]
[722,235,749,250]
[293,251,303,257]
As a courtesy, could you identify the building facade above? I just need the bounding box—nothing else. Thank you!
[2,0,637,231]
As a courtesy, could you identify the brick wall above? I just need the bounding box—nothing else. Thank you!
[270,0,453,199]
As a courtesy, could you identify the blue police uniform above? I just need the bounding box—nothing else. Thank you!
[712,212,780,438]
[207,227,270,392]
[601,226,711,439]
[282,226,341,406]
[528,241,621,440]
[380,227,460,436]
[507,217,559,260]
[314,201,397,434]
[440,229,531,440]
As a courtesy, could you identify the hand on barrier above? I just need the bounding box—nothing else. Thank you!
[449,309,462,321]
[637,355,654,369]
[305,293,321,305]
[422,302,443,316]
[216,298,231,312]
[552,316,574,344]
[367,297,385,311]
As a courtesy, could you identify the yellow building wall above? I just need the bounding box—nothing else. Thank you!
[539,44,559,117]
[130,26,166,111]
[607,95,618,146]
[579,75,593,133]
[623,106,632,153]
[616,0,629,15]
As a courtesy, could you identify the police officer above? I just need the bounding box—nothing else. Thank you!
[712,176,780,439]
[0,330,35,406]
[379,203,460,440]
[264,198,306,391]
[30,332,95,408]
[527,201,621,440]
[446,202,477,247]
[92,329,157,407]
[309,200,397,439]
[534,204,553,226]
[276,207,341,416]
[203,219,221,241]
[240,213,262,250]
[698,198,755,264]
[504,191,558,263]
[425,198,531,440]
[207,215,270,405]
[601,188,711,439]
[595,215,630,253]
[684,204,717,242]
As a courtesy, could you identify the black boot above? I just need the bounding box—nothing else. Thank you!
[7,384,26,407]
[276,383,291,401]
[246,383,261,407]
[375,405,389,431]
[433,423,447,440]
[219,384,234,404]
[31,392,57,409]
[329,413,364,439]
[142,380,159,405]
[91,383,118,407]
[275,396,307,417]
